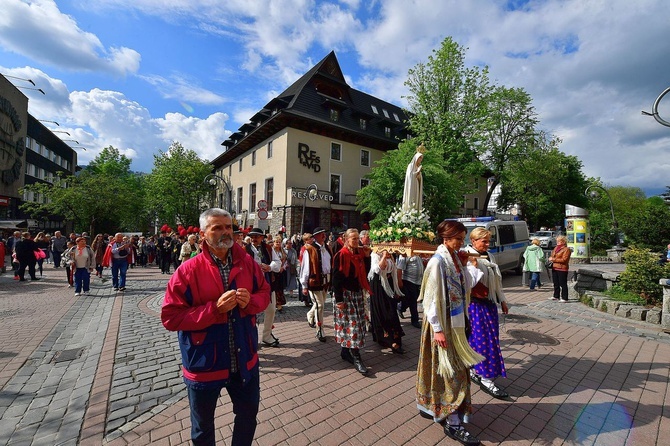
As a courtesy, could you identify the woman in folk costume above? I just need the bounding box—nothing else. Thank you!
[270,235,287,312]
[416,220,483,446]
[464,227,509,400]
[332,228,371,376]
[368,250,405,354]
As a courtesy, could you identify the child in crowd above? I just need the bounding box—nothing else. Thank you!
[62,241,76,287]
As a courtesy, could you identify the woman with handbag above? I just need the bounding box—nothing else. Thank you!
[549,235,572,302]
[34,232,49,276]
[14,232,39,281]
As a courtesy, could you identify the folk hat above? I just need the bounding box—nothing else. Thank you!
[312,227,326,236]
[248,227,265,236]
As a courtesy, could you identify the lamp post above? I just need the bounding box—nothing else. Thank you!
[300,184,318,235]
[642,86,670,127]
[585,185,620,247]
[204,173,232,213]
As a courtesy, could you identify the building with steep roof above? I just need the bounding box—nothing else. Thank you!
[211,51,410,234]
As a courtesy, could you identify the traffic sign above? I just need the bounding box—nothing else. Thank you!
[257,209,269,220]
[257,199,268,209]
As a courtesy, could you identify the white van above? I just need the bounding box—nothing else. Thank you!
[458,217,530,274]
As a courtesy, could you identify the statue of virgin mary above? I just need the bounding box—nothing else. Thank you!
[401,145,425,213]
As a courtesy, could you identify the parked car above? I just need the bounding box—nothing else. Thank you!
[534,230,557,248]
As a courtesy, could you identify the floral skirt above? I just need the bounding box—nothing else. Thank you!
[333,290,366,349]
[468,299,506,380]
[416,320,472,423]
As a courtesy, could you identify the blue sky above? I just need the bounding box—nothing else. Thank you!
[1,0,669,196]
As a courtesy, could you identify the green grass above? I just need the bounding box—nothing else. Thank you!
[602,285,646,306]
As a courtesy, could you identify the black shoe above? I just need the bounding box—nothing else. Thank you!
[316,332,326,342]
[119,287,126,291]
[398,309,406,319]
[341,348,354,364]
[308,321,316,329]
[391,345,405,354]
[350,349,368,375]
[444,424,480,445]
[31,277,40,280]
[411,321,422,329]
[470,372,481,386]
[479,382,509,399]
[262,339,280,348]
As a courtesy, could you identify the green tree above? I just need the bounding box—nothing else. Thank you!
[144,142,213,228]
[622,198,670,250]
[586,185,647,251]
[497,134,589,230]
[480,86,538,212]
[403,37,492,195]
[20,146,143,234]
[359,37,493,225]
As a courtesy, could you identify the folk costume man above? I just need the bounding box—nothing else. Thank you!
[246,228,280,347]
[300,227,332,342]
[162,208,270,446]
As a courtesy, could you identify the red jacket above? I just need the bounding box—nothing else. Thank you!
[161,242,270,384]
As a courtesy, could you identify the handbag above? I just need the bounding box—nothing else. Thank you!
[34,249,46,260]
[545,260,553,269]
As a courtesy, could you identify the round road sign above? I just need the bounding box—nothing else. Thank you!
[257,209,269,220]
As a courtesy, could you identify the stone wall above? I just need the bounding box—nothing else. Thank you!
[574,268,668,330]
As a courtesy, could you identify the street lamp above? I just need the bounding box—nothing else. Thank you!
[641,86,670,127]
[300,184,318,235]
[63,139,80,145]
[204,173,232,213]
[585,185,620,247]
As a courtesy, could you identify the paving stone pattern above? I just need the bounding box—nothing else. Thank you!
[1,262,669,446]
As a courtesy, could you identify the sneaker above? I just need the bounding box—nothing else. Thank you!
[559,299,568,303]
[549,297,558,301]
[119,287,126,291]
[75,292,81,296]
[113,287,119,291]
[83,291,89,295]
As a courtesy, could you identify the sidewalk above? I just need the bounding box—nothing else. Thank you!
[0,263,668,445]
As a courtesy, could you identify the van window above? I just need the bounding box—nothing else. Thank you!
[498,225,516,245]
[489,226,498,247]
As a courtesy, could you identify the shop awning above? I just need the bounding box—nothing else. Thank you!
[0,220,28,230]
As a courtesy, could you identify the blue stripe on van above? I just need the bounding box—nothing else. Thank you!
[489,241,528,253]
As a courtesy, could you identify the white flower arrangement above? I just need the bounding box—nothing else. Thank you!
[370,206,436,243]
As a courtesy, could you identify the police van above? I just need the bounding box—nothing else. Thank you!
[458,217,530,274]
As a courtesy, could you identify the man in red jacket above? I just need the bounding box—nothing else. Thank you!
[162,208,270,446]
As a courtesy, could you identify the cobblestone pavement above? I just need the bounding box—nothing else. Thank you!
[0,262,668,445]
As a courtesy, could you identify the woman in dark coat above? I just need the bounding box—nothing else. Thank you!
[14,232,39,281]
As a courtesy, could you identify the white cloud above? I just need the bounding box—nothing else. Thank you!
[155,112,230,163]
[139,74,227,106]
[0,0,140,75]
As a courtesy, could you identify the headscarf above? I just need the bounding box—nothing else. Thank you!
[337,245,371,292]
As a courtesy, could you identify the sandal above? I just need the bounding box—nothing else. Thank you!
[444,424,480,445]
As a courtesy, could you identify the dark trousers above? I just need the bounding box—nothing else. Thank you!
[552,269,569,300]
[111,258,128,288]
[399,281,420,324]
[74,267,91,293]
[17,259,37,280]
[187,371,259,446]
[52,250,62,268]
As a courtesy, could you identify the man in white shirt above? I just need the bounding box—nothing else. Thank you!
[300,227,332,342]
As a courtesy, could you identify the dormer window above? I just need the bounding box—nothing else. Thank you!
[371,105,378,114]
[330,109,339,122]
[382,109,390,118]
[359,118,367,130]
[384,126,391,138]
[393,113,400,122]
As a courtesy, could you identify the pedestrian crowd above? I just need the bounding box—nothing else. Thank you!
[1,212,527,446]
